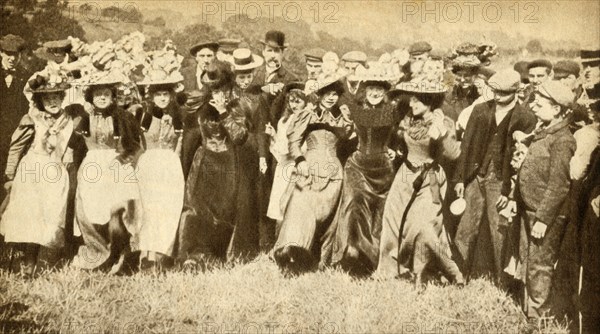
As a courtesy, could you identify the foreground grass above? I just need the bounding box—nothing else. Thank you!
[0,254,568,333]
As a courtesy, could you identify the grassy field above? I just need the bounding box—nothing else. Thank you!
[0,253,569,334]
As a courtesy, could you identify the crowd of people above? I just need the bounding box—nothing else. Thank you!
[0,29,599,331]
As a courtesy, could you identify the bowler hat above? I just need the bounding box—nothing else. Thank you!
[190,41,219,57]
[0,34,26,53]
[553,60,580,79]
[259,30,288,50]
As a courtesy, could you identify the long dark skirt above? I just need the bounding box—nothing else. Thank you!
[323,152,394,273]
[177,147,259,263]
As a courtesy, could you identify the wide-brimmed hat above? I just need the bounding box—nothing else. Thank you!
[27,71,71,93]
[348,63,399,90]
[451,54,481,73]
[0,34,26,53]
[391,59,448,94]
[310,72,344,95]
[190,41,219,57]
[231,48,263,72]
[259,30,288,50]
[86,69,129,87]
[137,69,183,86]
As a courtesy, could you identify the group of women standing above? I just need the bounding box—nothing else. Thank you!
[0,45,469,286]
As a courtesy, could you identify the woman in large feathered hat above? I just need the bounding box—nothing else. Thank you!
[376,59,464,286]
[1,68,87,278]
[272,72,353,275]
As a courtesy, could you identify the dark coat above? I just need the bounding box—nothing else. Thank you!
[454,100,537,196]
[517,119,576,226]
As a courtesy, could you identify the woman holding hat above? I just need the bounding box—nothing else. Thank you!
[376,60,464,285]
[0,69,87,277]
[265,82,308,225]
[72,69,144,273]
[272,72,353,274]
[321,65,400,275]
[133,51,186,271]
[177,60,259,267]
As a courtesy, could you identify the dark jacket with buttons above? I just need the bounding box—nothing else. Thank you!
[454,100,537,196]
[517,119,575,226]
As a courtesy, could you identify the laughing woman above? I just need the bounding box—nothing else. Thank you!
[1,70,87,277]
[322,66,399,275]
[376,60,464,285]
[272,73,353,274]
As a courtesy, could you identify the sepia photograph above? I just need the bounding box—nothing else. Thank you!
[0,0,599,333]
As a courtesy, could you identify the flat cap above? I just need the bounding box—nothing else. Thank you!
[0,34,26,52]
[341,51,367,64]
[304,47,327,62]
[488,69,521,92]
[553,60,580,79]
[408,41,432,55]
[537,80,574,107]
[43,39,72,53]
[476,67,496,80]
[527,58,552,71]
[218,38,241,53]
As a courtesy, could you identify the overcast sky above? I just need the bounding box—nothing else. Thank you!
[100,0,600,48]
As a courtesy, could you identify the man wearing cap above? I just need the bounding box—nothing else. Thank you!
[182,41,219,92]
[454,69,537,282]
[217,38,241,64]
[513,61,530,104]
[1,34,30,204]
[33,39,73,65]
[515,80,576,320]
[340,51,367,96]
[523,59,553,103]
[304,47,326,81]
[252,30,297,99]
[400,41,432,82]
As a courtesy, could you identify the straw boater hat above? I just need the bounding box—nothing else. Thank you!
[231,48,263,72]
[391,59,448,94]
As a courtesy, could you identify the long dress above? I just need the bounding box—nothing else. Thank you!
[266,113,297,221]
[135,103,185,258]
[273,104,353,270]
[1,107,84,250]
[72,105,143,270]
[177,97,259,263]
[376,110,463,282]
[322,101,397,274]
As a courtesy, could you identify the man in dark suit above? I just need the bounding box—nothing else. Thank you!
[252,30,297,107]
[453,69,537,281]
[180,41,219,178]
[1,34,29,205]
